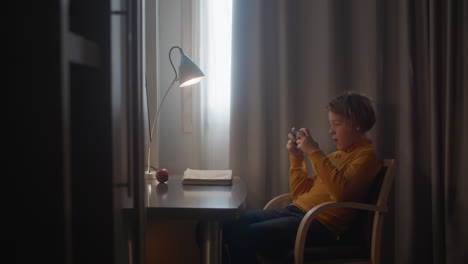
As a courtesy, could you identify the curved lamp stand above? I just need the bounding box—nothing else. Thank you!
[145,46,205,180]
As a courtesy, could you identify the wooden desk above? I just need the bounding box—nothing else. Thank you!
[146,176,247,264]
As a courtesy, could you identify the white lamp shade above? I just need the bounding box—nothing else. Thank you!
[178,54,205,87]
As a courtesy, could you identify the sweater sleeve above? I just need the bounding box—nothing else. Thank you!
[289,156,315,200]
[307,149,381,202]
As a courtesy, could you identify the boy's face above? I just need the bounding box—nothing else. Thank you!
[328,111,361,151]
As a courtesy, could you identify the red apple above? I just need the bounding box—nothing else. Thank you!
[156,169,169,183]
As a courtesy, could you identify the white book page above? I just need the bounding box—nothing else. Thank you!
[183,169,232,180]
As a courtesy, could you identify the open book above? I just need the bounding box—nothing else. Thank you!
[182,169,233,185]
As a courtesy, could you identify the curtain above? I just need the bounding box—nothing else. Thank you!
[229,0,468,263]
[399,0,468,263]
[230,0,336,210]
[194,0,233,170]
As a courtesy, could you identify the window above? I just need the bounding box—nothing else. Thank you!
[197,0,233,169]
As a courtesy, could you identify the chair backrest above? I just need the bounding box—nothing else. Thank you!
[336,159,396,262]
[370,159,396,263]
[367,164,387,204]
[342,163,386,239]
[300,159,397,264]
[375,159,396,208]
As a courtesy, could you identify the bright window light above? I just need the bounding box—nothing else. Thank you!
[200,0,232,122]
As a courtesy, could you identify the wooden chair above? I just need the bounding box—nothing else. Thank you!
[262,159,396,264]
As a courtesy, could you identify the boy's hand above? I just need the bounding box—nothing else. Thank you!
[287,128,305,160]
[295,128,319,154]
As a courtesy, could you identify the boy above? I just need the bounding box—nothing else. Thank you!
[223,92,382,264]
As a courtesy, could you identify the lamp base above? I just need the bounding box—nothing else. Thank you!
[145,171,156,180]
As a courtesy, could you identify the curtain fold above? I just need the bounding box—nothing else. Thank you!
[230,0,334,209]
[195,0,232,170]
[405,0,468,263]
[229,0,468,263]
[230,0,288,209]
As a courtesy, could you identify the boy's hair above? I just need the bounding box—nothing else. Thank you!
[327,92,376,133]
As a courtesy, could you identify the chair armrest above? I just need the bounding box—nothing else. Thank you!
[263,193,292,209]
[294,201,388,264]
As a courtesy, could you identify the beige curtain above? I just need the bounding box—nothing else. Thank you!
[399,0,468,263]
[230,0,336,210]
[229,0,468,263]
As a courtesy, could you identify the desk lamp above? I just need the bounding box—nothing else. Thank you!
[145,46,205,180]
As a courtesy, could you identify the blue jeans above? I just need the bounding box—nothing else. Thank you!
[222,205,338,264]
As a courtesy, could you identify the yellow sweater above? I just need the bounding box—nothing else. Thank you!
[289,138,382,234]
